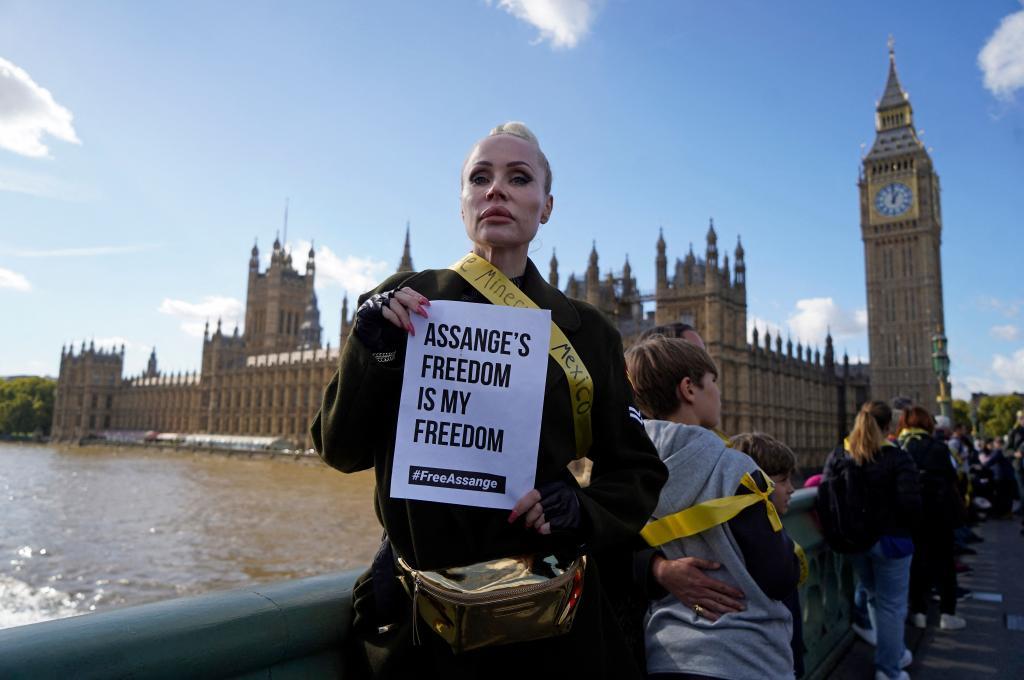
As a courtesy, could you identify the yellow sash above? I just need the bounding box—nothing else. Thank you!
[641,472,782,547]
[449,253,593,460]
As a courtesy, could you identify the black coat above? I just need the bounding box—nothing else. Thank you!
[311,258,667,679]
[901,432,962,530]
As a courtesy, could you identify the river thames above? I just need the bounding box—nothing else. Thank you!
[0,442,380,630]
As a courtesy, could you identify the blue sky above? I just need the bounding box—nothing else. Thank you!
[1,0,1022,399]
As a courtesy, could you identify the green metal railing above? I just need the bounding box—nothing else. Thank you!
[0,571,360,679]
[786,487,856,679]
[0,488,853,679]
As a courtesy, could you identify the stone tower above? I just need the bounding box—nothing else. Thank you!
[243,235,320,354]
[51,341,125,439]
[860,39,945,407]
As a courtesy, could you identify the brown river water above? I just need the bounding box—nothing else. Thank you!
[0,442,380,629]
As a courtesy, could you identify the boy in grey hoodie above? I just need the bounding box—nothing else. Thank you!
[626,336,799,680]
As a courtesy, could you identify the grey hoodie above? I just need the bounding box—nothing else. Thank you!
[644,420,794,680]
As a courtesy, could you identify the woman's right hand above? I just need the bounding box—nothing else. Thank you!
[354,287,430,350]
[375,287,430,335]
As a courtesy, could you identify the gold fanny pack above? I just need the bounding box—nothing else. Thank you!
[397,552,587,654]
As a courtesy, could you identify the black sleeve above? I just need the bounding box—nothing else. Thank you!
[727,470,800,601]
[633,546,668,600]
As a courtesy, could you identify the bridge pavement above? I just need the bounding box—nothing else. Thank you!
[832,516,1024,678]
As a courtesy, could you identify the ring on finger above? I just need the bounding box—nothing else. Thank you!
[693,604,704,616]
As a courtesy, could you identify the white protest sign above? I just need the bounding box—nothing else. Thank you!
[390,300,551,509]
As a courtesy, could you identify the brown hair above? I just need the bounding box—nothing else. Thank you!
[898,405,935,434]
[730,432,797,477]
[847,400,892,465]
[625,335,718,420]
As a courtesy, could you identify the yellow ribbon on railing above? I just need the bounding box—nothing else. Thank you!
[641,472,782,547]
[449,253,593,459]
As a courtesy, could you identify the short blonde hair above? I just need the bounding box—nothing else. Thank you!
[464,121,552,194]
[625,335,718,420]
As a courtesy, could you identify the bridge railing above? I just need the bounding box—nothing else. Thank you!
[0,489,853,679]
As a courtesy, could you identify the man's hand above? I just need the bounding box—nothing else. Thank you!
[651,554,745,622]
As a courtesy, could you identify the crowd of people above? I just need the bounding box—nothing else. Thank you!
[310,122,1014,680]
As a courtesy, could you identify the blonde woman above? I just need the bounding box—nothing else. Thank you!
[312,122,667,678]
[820,400,921,680]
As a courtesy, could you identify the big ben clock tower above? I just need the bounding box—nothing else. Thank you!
[860,38,946,408]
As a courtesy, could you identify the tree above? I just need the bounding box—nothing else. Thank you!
[952,399,972,430]
[0,377,56,435]
[977,394,1023,439]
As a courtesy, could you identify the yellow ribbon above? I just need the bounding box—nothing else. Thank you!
[641,472,782,547]
[794,542,808,586]
[449,253,593,460]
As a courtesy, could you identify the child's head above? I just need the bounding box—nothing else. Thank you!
[729,432,798,514]
[625,334,720,428]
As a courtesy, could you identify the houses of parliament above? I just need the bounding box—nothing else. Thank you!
[51,46,947,465]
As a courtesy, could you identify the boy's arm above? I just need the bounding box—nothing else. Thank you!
[727,470,799,600]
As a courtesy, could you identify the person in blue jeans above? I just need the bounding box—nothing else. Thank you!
[840,400,922,680]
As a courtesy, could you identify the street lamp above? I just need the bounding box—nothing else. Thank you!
[931,327,953,419]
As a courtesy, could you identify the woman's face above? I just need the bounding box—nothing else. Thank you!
[461,135,553,251]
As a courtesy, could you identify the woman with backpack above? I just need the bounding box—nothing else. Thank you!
[899,406,967,632]
[818,400,921,680]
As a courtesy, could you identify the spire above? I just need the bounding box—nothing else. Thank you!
[146,347,158,378]
[873,35,915,136]
[549,249,559,288]
[733,235,746,287]
[623,253,632,278]
[204,319,210,341]
[655,228,667,291]
[250,238,259,270]
[588,240,599,268]
[216,317,222,335]
[878,35,908,111]
[705,218,718,267]
[306,238,316,274]
[751,324,759,347]
[398,222,414,273]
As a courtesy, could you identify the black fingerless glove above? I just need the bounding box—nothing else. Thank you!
[537,480,582,533]
[354,290,408,353]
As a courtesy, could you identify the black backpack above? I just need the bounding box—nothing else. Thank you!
[815,446,881,553]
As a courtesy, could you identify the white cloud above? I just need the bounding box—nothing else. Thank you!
[0,267,31,291]
[0,57,80,158]
[787,297,867,344]
[158,295,243,337]
[494,0,602,49]
[953,347,1024,399]
[308,244,390,296]
[991,324,1020,341]
[978,2,1024,100]
[992,348,1024,388]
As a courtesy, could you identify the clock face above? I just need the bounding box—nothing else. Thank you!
[874,182,913,217]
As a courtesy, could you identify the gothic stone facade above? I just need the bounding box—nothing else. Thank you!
[555,223,870,466]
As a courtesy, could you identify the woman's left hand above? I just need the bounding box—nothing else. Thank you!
[509,481,581,535]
